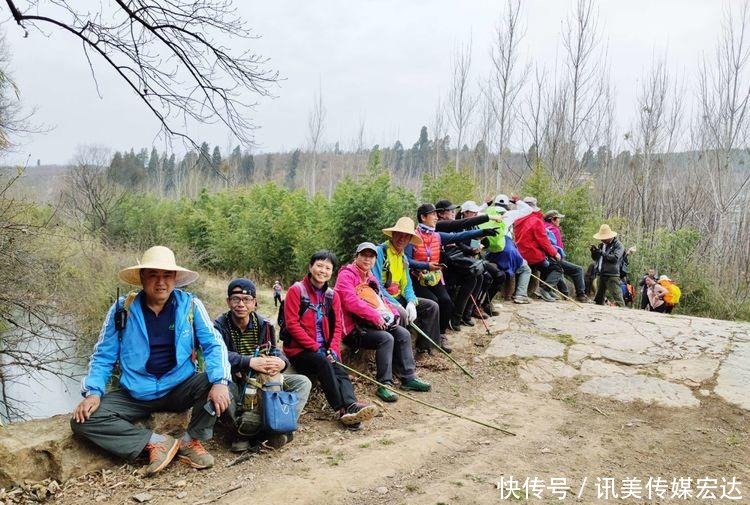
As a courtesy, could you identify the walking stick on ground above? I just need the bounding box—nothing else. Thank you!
[333,358,515,436]
[468,293,492,336]
[529,272,584,309]
[408,322,475,379]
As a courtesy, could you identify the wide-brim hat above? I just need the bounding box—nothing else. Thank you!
[118,246,199,287]
[382,217,423,245]
[593,224,617,241]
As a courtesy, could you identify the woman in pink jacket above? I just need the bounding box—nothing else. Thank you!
[335,242,431,402]
[645,276,669,313]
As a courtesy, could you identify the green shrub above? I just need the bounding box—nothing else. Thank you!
[421,163,479,205]
[330,168,416,265]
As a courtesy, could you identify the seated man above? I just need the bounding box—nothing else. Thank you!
[284,251,378,429]
[543,210,590,303]
[335,242,431,402]
[71,246,231,476]
[214,278,311,452]
[371,217,443,354]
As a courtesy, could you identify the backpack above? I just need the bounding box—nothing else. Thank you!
[661,280,682,306]
[277,281,335,346]
[619,251,631,280]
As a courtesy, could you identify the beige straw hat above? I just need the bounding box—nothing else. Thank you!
[593,224,617,241]
[382,217,423,245]
[118,246,199,287]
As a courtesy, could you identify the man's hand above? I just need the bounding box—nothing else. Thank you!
[207,384,231,417]
[405,301,418,324]
[72,395,101,423]
[250,356,284,376]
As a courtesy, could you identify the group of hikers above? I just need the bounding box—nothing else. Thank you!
[70,194,681,476]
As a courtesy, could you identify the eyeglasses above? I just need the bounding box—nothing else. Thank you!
[229,295,255,305]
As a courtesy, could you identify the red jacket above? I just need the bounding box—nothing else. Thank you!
[282,275,343,358]
[514,211,558,265]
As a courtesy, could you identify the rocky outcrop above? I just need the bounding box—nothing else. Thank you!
[0,412,188,488]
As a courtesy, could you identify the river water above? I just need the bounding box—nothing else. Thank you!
[0,324,87,423]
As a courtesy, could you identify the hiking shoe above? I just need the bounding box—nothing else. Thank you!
[576,294,592,303]
[178,439,214,469]
[447,317,462,331]
[263,432,293,450]
[439,334,453,354]
[539,290,557,302]
[376,385,398,402]
[482,303,497,316]
[460,317,475,327]
[401,377,432,392]
[340,402,378,426]
[143,435,180,476]
[513,295,531,304]
[416,347,432,356]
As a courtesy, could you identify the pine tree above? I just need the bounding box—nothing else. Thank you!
[240,153,255,184]
[264,153,274,180]
[286,149,300,189]
[212,145,222,169]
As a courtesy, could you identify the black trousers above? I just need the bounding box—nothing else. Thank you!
[413,282,453,333]
[289,350,357,411]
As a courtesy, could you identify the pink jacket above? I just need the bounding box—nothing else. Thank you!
[334,263,399,336]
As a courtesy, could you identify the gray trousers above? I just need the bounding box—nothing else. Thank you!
[229,373,311,438]
[70,373,215,461]
[355,325,416,384]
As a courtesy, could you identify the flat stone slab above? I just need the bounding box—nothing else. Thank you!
[715,341,750,410]
[657,357,719,384]
[578,359,635,377]
[485,332,565,359]
[519,358,579,384]
[598,347,659,366]
[579,375,700,408]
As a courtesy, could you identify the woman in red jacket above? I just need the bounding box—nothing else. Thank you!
[285,251,377,429]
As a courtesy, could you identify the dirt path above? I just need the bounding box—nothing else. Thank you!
[47,301,749,505]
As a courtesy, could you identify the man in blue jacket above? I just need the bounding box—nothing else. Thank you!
[71,246,231,476]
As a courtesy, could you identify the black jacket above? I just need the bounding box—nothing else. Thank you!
[590,237,624,277]
[214,312,290,380]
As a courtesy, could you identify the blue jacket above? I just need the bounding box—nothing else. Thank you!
[372,241,417,306]
[81,289,231,401]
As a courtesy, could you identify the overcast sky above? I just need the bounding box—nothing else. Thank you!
[1,0,728,165]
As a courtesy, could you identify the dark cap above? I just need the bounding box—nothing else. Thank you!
[417,203,437,217]
[435,199,458,212]
[227,278,256,297]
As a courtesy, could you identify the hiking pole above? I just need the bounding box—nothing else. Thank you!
[468,293,491,336]
[529,272,583,308]
[333,358,515,436]
[408,322,475,379]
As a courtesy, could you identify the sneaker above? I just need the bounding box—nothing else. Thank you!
[448,317,462,331]
[539,290,557,302]
[178,439,214,469]
[376,385,399,402]
[143,435,180,476]
[513,295,531,304]
[400,377,432,392]
[576,294,592,303]
[439,334,453,354]
[460,317,475,327]
[339,402,378,426]
[416,347,432,355]
[481,304,497,316]
[263,432,293,450]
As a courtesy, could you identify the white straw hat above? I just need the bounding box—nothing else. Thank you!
[118,246,199,287]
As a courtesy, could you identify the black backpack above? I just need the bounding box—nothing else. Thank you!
[277,281,336,346]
